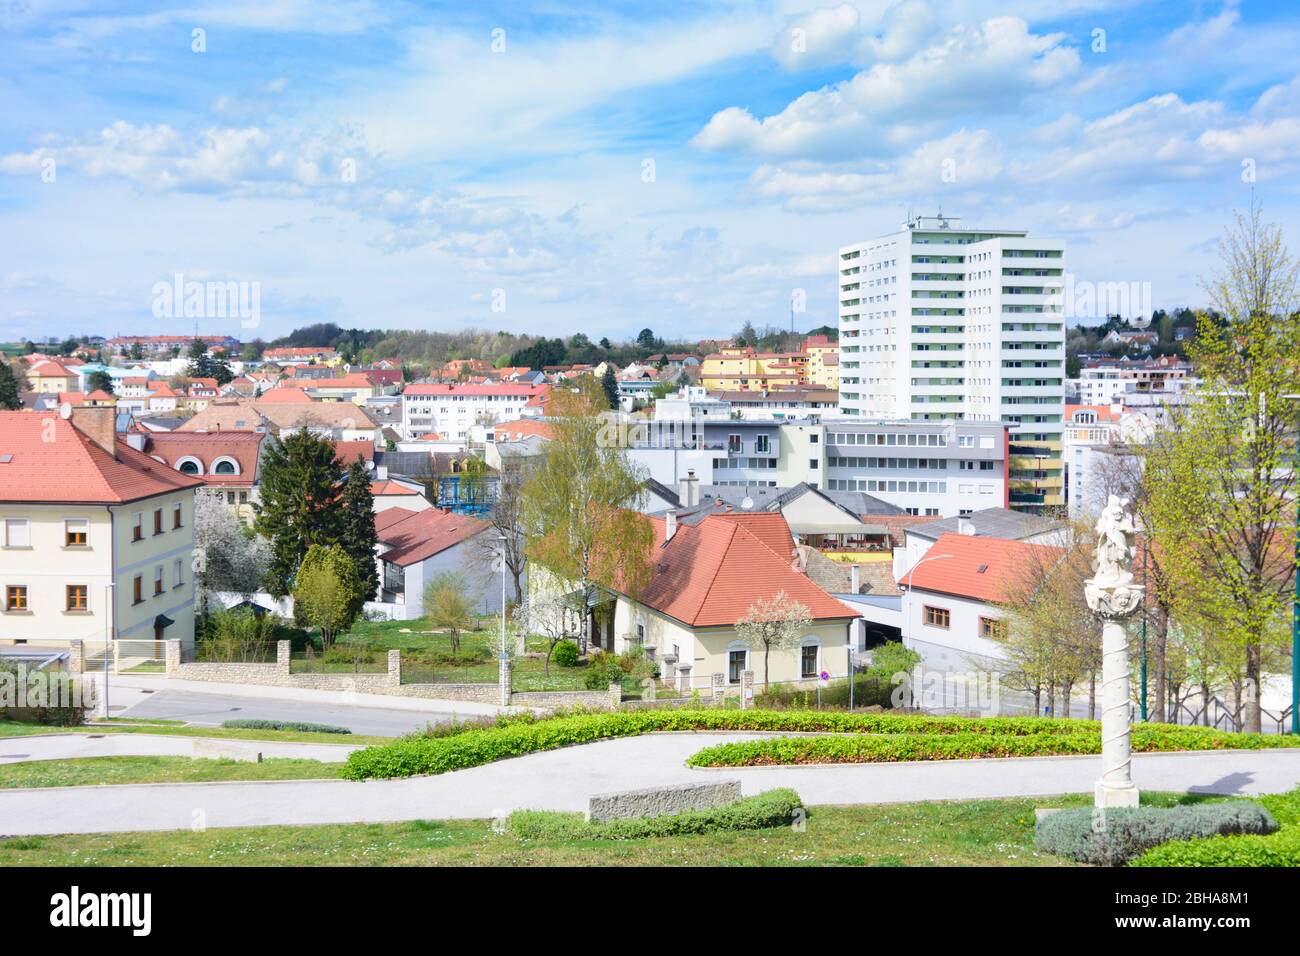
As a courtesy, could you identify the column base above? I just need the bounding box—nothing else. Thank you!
[1095,781,1140,808]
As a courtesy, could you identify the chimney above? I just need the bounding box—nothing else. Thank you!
[665,511,678,543]
[680,468,699,507]
[68,405,117,457]
[850,564,861,593]
[376,464,388,480]
[957,515,976,536]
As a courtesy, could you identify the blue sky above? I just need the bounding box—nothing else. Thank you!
[1,0,1298,342]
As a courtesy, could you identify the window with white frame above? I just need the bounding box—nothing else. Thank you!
[800,642,820,679]
[727,648,747,684]
[4,518,30,548]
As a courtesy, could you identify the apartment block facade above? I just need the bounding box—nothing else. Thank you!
[400,383,550,441]
[838,215,1065,510]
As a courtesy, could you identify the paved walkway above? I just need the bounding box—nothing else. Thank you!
[0,732,1297,836]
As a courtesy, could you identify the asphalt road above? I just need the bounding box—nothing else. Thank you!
[121,690,459,737]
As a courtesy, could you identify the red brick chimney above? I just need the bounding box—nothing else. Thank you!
[69,405,118,457]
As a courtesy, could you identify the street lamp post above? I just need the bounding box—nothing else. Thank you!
[1284,394,1299,736]
[497,533,508,662]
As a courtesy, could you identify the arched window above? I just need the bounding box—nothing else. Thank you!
[212,457,238,475]
[176,457,203,475]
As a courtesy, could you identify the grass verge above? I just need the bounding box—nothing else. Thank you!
[0,756,343,789]
[0,719,390,747]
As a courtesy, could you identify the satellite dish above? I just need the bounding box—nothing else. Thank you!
[740,496,754,511]
[60,403,73,420]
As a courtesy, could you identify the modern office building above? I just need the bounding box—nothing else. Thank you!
[838,215,1065,510]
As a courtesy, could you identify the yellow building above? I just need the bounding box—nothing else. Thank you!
[0,408,203,654]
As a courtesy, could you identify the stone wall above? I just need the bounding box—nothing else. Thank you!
[587,780,742,823]
[163,641,618,711]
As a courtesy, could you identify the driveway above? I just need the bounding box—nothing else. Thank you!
[0,732,1297,836]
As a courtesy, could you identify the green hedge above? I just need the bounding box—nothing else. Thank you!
[222,719,352,735]
[341,708,1293,780]
[507,788,804,841]
[1035,803,1277,866]
[1129,787,1300,867]
[685,725,1297,768]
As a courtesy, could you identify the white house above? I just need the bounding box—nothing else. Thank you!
[374,507,502,619]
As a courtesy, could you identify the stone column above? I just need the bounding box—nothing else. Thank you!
[710,672,724,705]
[387,649,401,689]
[67,640,84,675]
[498,658,512,707]
[165,639,181,677]
[276,640,291,676]
[661,654,677,684]
[676,663,692,695]
[1085,495,1144,809]
[608,682,622,710]
[740,669,754,709]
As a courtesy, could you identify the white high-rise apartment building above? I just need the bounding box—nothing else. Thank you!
[837,215,1066,510]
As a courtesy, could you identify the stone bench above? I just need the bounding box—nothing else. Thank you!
[586,780,742,823]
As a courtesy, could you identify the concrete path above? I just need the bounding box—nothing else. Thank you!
[0,733,360,765]
[116,689,465,738]
[0,732,1297,836]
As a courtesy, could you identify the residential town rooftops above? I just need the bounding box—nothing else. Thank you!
[374,507,488,566]
[251,387,314,403]
[0,411,204,504]
[370,480,421,497]
[492,419,555,441]
[635,512,854,627]
[1066,403,1122,422]
[333,440,376,466]
[903,532,1064,603]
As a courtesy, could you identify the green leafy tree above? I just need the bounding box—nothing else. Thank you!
[340,459,379,601]
[1142,200,1300,733]
[254,431,345,597]
[292,544,363,651]
[186,338,213,379]
[86,370,114,394]
[521,382,653,653]
[600,364,619,410]
[0,360,23,410]
[423,571,475,653]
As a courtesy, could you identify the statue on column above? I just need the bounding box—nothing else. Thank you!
[1085,495,1144,808]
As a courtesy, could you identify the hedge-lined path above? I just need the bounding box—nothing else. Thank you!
[0,732,361,766]
[2,731,1298,836]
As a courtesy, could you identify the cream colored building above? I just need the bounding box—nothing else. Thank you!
[0,408,203,653]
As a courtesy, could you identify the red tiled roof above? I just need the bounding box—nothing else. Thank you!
[1066,403,1121,423]
[903,532,1065,603]
[138,430,266,487]
[371,480,421,496]
[0,412,204,503]
[254,387,314,404]
[492,419,555,441]
[708,511,795,560]
[636,513,853,628]
[28,360,77,379]
[333,440,375,466]
[376,508,487,566]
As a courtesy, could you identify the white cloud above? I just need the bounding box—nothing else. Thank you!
[695,16,1079,160]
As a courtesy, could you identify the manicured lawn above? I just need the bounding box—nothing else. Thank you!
[0,756,343,789]
[0,791,1207,866]
[0,719,394,747]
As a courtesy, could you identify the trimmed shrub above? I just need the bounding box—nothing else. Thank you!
[552,640,580,668]
[1035,803,1277,866]
[1130,827,1300,867]
[685,724,1298,768]
[340,708,1299,780]
[1128,786,1300,867]
[0,662,87,727]
[221,719,352,735]
[507,789,803,841]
